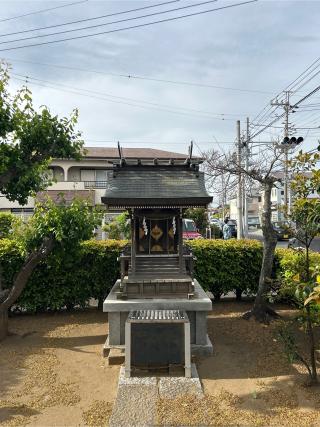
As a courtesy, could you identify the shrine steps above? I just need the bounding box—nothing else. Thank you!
[128,256,187,277]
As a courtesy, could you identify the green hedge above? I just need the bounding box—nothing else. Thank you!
[0,238,24,287]
[0,239,126,312]
[187,239,263,298]
[274,248,320,303]
[1,237,319,311]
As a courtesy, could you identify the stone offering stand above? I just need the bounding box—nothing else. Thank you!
[101,147,213,377]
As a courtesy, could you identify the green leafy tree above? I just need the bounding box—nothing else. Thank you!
[0,62,90,340]
[0,62,84,204]
[278,150,320,385]
[102,212,131,240]
[0,198,102,339]
[0,212,19,238]
[184,208,208,236]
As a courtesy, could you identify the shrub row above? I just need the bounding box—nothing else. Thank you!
[187,239,263,299]
[0,239,126,312]
[1,238,320,311]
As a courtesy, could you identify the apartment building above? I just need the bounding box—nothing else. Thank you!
[0,147,189,221]
[228,193,262,227]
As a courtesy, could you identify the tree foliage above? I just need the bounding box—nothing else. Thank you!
[184,208,208,235]
[0,198,102,309]
[277,150,320,385]
[102,212,131,239]
[0,212,19,239]
[204,146,283,322]
[0,62,84,204]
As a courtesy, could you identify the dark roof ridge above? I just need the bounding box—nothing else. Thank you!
[82,146,202,161]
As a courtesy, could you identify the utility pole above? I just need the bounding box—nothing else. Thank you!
[237,120,243,239]
[283,91,290,216]
[243,117,250,238]
[221,174,225,220]
[271,91,291,218]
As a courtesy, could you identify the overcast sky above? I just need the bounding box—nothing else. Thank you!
[1,0,320,156]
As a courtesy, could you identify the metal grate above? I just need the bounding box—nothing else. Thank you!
[128,310,186,321]
[84,181,108,189]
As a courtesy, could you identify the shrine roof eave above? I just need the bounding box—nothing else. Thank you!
[101,196,212,209]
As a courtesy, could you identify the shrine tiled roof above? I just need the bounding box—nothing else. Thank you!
[83,147,199,160]
[101,165,212,208]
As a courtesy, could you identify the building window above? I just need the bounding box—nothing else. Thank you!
[81,170,109,188]
[281,190,284,195]
[96,170,108,181]
[11,208,34,221]
[80,169,108,181]
[80,169,95,181]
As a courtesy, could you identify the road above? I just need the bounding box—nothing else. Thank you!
[248,228,320,252]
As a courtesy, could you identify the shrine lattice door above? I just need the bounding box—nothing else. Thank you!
[137,218,178,254]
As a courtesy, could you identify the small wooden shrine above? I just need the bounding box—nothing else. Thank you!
[102,145,213,376]
[102,148,212,299]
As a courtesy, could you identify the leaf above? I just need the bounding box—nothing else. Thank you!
[292,273,300,282]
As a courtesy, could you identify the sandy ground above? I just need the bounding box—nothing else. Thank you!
[0,310,119,427]
[1,302,320,426]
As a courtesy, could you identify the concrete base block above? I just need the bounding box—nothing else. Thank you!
[108,348,125,366]
[192,334,213,357]
[103,335,124,358]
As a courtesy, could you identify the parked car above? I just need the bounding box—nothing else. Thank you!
[272,221,294,240]
[182,219,202,240]
[226,219,237,238]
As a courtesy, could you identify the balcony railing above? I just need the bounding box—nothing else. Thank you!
[84,181,108,189]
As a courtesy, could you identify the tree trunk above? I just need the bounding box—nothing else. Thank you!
[235,288,242,301]
[0,308,8,341]
[243,182,279,322]
[98,297,104,311]
[306,305,318,384]
[0,236,54,341]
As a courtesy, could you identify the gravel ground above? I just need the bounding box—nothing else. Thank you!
[0,309,119,427]
[1,302,320,426]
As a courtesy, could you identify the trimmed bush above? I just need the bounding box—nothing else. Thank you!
[0,238,126,312]
[274,248,320,303]
[1,236,319,311]
[187,239,263,299]
[0,238,24,287]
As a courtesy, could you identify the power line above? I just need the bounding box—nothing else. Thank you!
[249,83,320,141]
[250,54,320,134]
[11,75,238,121]
[0,0,219,45]
[251,123,320,130]
[0,1,179,37]
[285,55,320,93]
[4,57,273,95]
[0,0,88,23]
[0,0,258,52]
[12,71,251,119]
[292,67,320,94]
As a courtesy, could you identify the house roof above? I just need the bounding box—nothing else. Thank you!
[101,164,212,208]
[83,147,198,161]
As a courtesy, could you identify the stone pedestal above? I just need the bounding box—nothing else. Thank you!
[103,279,213,357]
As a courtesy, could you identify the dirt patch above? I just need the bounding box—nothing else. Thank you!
[1,302,319,426]
[0,310,118,427]
[82,400,113,426]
